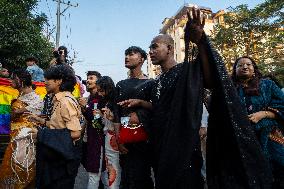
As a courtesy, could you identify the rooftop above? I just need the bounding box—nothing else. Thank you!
[160,3,213,34]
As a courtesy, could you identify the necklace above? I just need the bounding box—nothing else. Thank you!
[128,71,145,79]
[156,71,168,100]
[156,77,162,99]
[155,64,179,100]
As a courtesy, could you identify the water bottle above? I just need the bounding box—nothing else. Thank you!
[93,103,100,119]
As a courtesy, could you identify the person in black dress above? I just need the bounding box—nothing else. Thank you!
[116,46,154,189]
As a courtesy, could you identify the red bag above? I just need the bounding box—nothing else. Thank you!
[118,124,148,144]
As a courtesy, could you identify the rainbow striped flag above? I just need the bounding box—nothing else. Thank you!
[33,81,81,100]
[0,78,81,134]
[0,78,18,134]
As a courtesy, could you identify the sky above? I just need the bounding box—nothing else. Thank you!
[37,0,264,83]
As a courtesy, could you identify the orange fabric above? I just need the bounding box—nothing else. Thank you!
[0,100,37,188]
[0,131,36,189]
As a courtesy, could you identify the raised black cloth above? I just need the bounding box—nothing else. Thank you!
[36,128,81,189]
[205,38,273,189]
[152,37,273,189]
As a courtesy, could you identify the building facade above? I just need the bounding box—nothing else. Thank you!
[147,3,224,78]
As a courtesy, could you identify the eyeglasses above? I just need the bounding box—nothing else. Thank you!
[236,63,253,68]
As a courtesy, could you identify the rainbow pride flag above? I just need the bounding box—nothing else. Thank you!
[0,78,81,134]
[0,78,18,134]
[33,81,81,100]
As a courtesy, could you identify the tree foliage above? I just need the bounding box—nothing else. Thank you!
[0,0,54,70]
[212,0,284,86]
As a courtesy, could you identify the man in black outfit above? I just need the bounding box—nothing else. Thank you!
[119,8,273,189]
[116,46,154,189]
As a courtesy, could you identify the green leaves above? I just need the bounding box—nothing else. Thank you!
[212,0,284,86]
[0,0,53,70]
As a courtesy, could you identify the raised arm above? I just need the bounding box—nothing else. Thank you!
[184,7,215,88]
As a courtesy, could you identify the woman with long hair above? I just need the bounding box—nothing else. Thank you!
[0,69,43,188]
[232,56,284,188]
[94,76,121,189]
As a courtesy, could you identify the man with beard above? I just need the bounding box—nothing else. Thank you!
[78,71,105,189]
[116,46,154,189]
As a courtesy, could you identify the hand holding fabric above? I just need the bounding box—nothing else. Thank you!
[102,107,114,121]
[248,111,266,124]
[27,113,46,125]
[129,112,140,125]
[93,109,103,117]
[28,127,38,140]
[78,97,88,108]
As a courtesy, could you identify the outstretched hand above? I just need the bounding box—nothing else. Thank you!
[118,99,153,110]
[184,7,205,45]
[117,99,142,108]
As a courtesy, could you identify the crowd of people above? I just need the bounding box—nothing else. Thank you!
[0,8,283,189]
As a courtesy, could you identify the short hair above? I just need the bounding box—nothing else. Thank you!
[87,71,102,79]
[12,69,32,87]
[58,46,68,57]
[44,65,76,92]
[125,46,147,60]
[25,57,38,64]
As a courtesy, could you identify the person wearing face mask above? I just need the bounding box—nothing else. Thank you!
[232,56,284,189]
[25,57,44,82]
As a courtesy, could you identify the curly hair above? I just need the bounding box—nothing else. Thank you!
[58,46,68,57]
[44,65,76,92]
[96,76,116,102]
[125,46,147,60]
[87,71,102,79]
[25,57,39,64]
[12,69,32,87]
[231,56,262,95]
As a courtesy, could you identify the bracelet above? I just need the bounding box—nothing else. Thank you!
[264,111,269,118]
